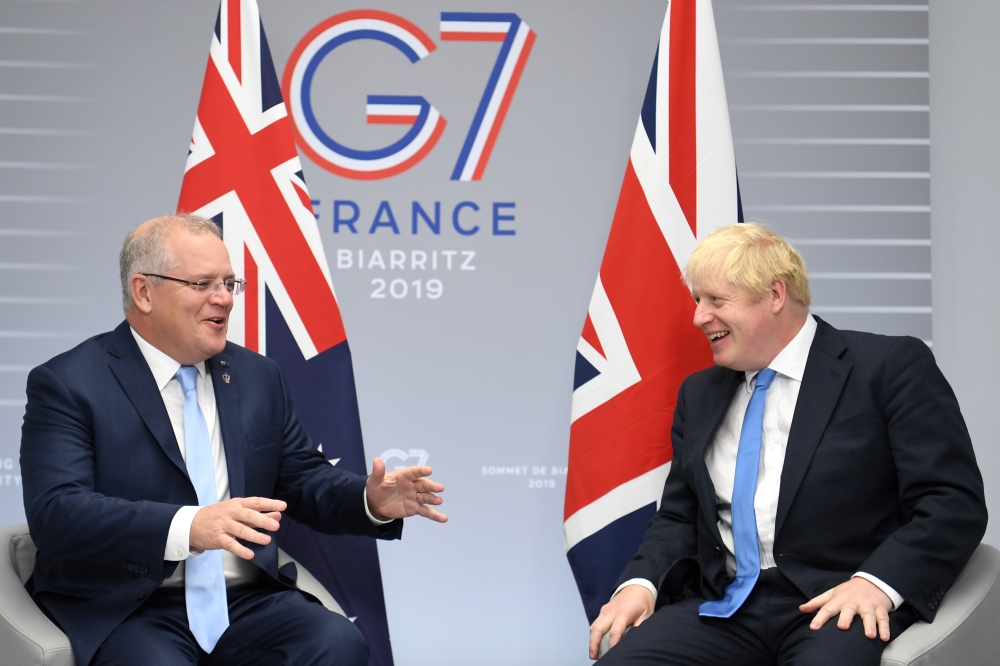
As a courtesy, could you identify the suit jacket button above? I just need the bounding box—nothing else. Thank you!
[138,594,145,600]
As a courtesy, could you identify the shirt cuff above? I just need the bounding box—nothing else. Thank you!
[853,572,905,611]
[163,506,201,561]
[613,578,658,601]
[364,486,394,525]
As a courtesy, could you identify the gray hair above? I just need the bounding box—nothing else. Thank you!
[119,214,222,312]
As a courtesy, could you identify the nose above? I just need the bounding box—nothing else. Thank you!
[693,300,712,328]
[209,283,233,308]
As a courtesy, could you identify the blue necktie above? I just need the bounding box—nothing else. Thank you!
[700,368,777,618]
[175,365,229,652]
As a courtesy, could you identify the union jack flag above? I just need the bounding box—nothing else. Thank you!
[177,2,394,664]
[564,0,741,623]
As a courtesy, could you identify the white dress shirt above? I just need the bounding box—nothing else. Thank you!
[617,315,903,610]
[130,329,390,588]
[130,328,257,587]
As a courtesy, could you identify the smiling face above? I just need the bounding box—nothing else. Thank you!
[691,275,789,372]
[132,229,235,365]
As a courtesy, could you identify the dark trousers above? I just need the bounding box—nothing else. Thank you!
[599,569,918,666]
[90,584,368,666]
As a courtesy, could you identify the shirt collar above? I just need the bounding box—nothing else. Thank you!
[130,327,207,392]
[744,314,817,391]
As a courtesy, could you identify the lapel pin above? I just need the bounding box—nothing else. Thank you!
[220,360,230,367]
[222,373,231,384]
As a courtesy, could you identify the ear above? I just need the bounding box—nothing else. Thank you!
[130,274,154,315]
[769,279,788,314]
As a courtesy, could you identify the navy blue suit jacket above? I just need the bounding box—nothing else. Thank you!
[616,318,987,623]
[20,321,402,665]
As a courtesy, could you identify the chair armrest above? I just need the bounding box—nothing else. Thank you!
[277,548,346,617]
[599,631,612,657]
[0,524,75,666]
[881,543,1000,666]
[598,625,632,658]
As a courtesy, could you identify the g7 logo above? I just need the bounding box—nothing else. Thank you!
[380,448,430,471]
[282,10,535,181]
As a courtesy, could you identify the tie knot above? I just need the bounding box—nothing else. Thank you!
[176,365,199,394]
[754,368,777,391]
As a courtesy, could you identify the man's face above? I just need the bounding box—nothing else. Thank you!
[691,276,779,372]
[147,230,234,365]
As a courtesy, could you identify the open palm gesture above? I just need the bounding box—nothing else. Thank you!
[365,457,447,523]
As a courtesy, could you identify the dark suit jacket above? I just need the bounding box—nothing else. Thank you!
[20,321,402,665]
[616,317,987,623]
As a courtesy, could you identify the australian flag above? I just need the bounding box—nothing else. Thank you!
[564,0,742,623]
[177,1,394,664]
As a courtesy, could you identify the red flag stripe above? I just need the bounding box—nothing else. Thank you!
[668,0,697,236]
[228,0,241,84]
[581,314,605,359]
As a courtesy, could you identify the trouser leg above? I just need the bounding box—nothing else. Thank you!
[90,589,200,666]
[208,586,369,666]
[597,595,774,666]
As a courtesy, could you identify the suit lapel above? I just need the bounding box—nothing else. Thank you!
[209,349,245,500]
[105,322,189,478]
[775,319,851,535]
[690,369,744,546]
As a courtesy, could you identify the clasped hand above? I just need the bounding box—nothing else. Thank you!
[190,496,285,560]
[190,457,446,561]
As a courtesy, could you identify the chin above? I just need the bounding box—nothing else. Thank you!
[712,351,730,367]
[202,337,227,357]
[714,354,743,371]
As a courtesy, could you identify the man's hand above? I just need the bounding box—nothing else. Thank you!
[799,577,894,641]
[365,457,447,523]
[189,497,286,560]
[588,585,655,659]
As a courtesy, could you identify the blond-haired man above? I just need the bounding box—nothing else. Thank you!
[590,224,986,665]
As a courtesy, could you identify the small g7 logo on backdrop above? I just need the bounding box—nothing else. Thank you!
[283,10,536,181]
[380,448,430,471]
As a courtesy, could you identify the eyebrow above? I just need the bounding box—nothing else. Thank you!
[191,273,236,281]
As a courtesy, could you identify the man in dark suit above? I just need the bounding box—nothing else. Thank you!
[589,223,987,665]
[21,214,446,666]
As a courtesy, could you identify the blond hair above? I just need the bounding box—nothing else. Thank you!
[684,223,811,306]
[119,214,222,312]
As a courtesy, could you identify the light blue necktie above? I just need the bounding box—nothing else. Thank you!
[700,368,777,618]
[175,365,229,652]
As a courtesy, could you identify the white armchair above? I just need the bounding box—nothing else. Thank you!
[0,523,345,666]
